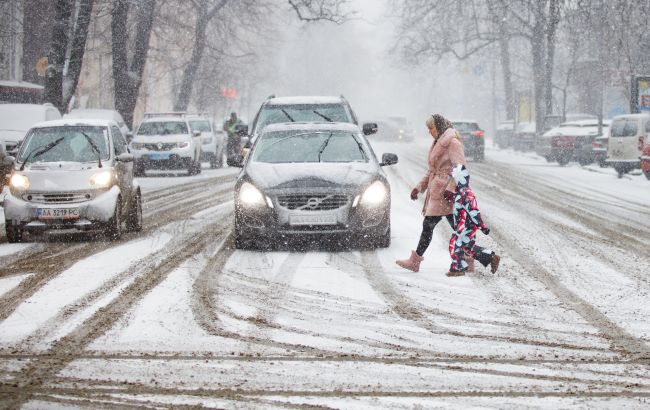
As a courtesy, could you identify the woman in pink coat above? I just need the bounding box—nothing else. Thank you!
[395,114,466,273]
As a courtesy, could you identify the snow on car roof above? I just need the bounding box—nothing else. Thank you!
[262,122,360,133]
[31,118,115,128]
[560,119,611,127]
[139,116,189,123]
[266,96,345,105]
[65,109,118,119]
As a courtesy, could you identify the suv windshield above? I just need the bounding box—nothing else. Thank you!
[138,121,188,135]
[252,131,368,164]
[189,120,211,132]
[453,122,479,133]
[18,126,109,163]
[255,104,352,133]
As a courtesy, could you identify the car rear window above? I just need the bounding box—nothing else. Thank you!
[137,121,188,135]
[252,131,368,163]
[453,122,479,132]
[610,119,638,137]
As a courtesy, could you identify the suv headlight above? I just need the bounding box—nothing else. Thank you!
[178,141,191,149]
[90,170,114,188]
[10,174,30,190]
[360,181,388,206]
[239,182,271,207]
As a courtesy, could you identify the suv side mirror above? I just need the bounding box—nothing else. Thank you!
[116,153,134,162]
[363,123,378,135]
[380,153,398,166]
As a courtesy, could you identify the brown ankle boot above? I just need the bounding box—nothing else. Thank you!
[490,253,501,274]
[396,251,424,272]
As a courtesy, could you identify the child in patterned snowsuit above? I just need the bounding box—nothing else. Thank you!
[446,164,500,276]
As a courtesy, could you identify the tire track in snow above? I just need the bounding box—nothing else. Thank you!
[0,217,229,408]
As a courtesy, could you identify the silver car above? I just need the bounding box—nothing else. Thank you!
[3,119,142,242]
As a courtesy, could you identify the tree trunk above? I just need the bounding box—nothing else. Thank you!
[45,0,73,113]
[498,35,514,120]
[531,19,546,133]
[62,0,94,109]
[543,0,560,118]
[174,16,208,111]
[22,0,55,85]
[111,0,156,129]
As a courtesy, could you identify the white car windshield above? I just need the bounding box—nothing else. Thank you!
[138,121,188,135]
[252,131,368,164]
[18,126,109,163]
[189,120,211,132]
[256,104,352,132]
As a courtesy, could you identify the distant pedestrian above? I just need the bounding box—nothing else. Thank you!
[395,114,464,273]
[446,164,500,276]
[224,112,241,166]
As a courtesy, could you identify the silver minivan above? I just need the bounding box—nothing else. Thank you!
[606,113,649,177]
[3,119,142,242]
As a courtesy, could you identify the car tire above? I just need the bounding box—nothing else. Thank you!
[557,154,570,166]
[578,157,592,166]
[644,170,650,180]
[105,199,122,240]
[6,224,23,243]
[126,192,143,232]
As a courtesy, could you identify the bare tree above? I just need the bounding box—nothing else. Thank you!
[111,0,156,128]
[44,0,95,113]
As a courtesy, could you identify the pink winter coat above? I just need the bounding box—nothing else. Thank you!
[415,128,466,216]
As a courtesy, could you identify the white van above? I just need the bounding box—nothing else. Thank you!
[606,113,649,177]
[0,103,61,156]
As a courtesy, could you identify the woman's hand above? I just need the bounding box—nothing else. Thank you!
[443,190,455,203]
[410,188,419,200]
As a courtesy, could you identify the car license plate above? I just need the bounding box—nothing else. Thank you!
[37,208,80,220]
[149,153,170,160]
[289,214,337,226]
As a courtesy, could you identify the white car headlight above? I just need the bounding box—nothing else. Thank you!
[239,182,266,207]
[10,174,30,190]
[90,170,113,188]
[361,181,388,206]
[178,141,191,149]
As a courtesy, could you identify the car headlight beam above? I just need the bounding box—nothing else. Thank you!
[239,182,266,207]
[90,170,114,188]
[361,181,388,206]
[10,174,30,190]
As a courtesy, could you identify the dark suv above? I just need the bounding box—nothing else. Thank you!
[452,120,485,160]
[246,95,377,147]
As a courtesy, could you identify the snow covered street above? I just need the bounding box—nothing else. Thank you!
[1,139,649,409]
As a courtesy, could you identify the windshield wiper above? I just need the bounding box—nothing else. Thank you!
[317,133,334,162]
[312,110,333,122]
[280,109,295,122]
[80,131,103,168]
[19,137,65,171]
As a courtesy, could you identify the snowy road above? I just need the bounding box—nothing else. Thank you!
[1,140,649,409]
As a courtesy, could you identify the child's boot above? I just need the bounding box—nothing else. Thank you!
[490,253,501,274]
[396,251,424,272]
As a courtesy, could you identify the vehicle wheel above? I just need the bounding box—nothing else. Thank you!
[126,192,143,232]
[644,170,650,180]
[5,224,23,243]
[598,159,607,168]
[578,157,592,166]
[557,154,570,166]
[615,165,626,178]
[105,199,122,240]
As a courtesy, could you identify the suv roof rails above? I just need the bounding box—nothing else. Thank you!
[143,111,187,118]
[267,94,276,99]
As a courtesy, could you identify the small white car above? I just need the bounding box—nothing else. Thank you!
[187,114,224,168]
[606,113,649,177]
[3,119,142,242]
[129,113,202,176]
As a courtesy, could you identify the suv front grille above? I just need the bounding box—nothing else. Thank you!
[277,194,348,211]
[23,192,90,204]
[144,143,177,151]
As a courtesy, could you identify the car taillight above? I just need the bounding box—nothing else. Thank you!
[592,141,601,149]
[639,135,646,151]
[552,135,574,148]
[472,130,485,138]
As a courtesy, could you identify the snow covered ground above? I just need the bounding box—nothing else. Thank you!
[1,143,649,409]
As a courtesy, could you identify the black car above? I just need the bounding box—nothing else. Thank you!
[233,122,398,249]
[452,120,485,160]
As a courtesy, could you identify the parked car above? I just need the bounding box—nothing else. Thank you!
[370,119,412,142]
[451,119,485,160]
[606,113,649,177]
[186,114,224,169]
[233,122,397,249]
[536,119,610,166]
[0,103,61,156]
[64,108,130,139]
[0,143,11,190]
[129,112,202,176]
[246,95,377,147]
[512,122,536,151]
[3,119,142,242]
[495,120,514,148]
[591,126,610,168]
[640,143,650,180]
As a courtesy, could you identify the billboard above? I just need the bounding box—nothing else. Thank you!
[631,75,650,113]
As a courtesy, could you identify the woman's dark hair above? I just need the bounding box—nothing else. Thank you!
[430,114,452,135]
